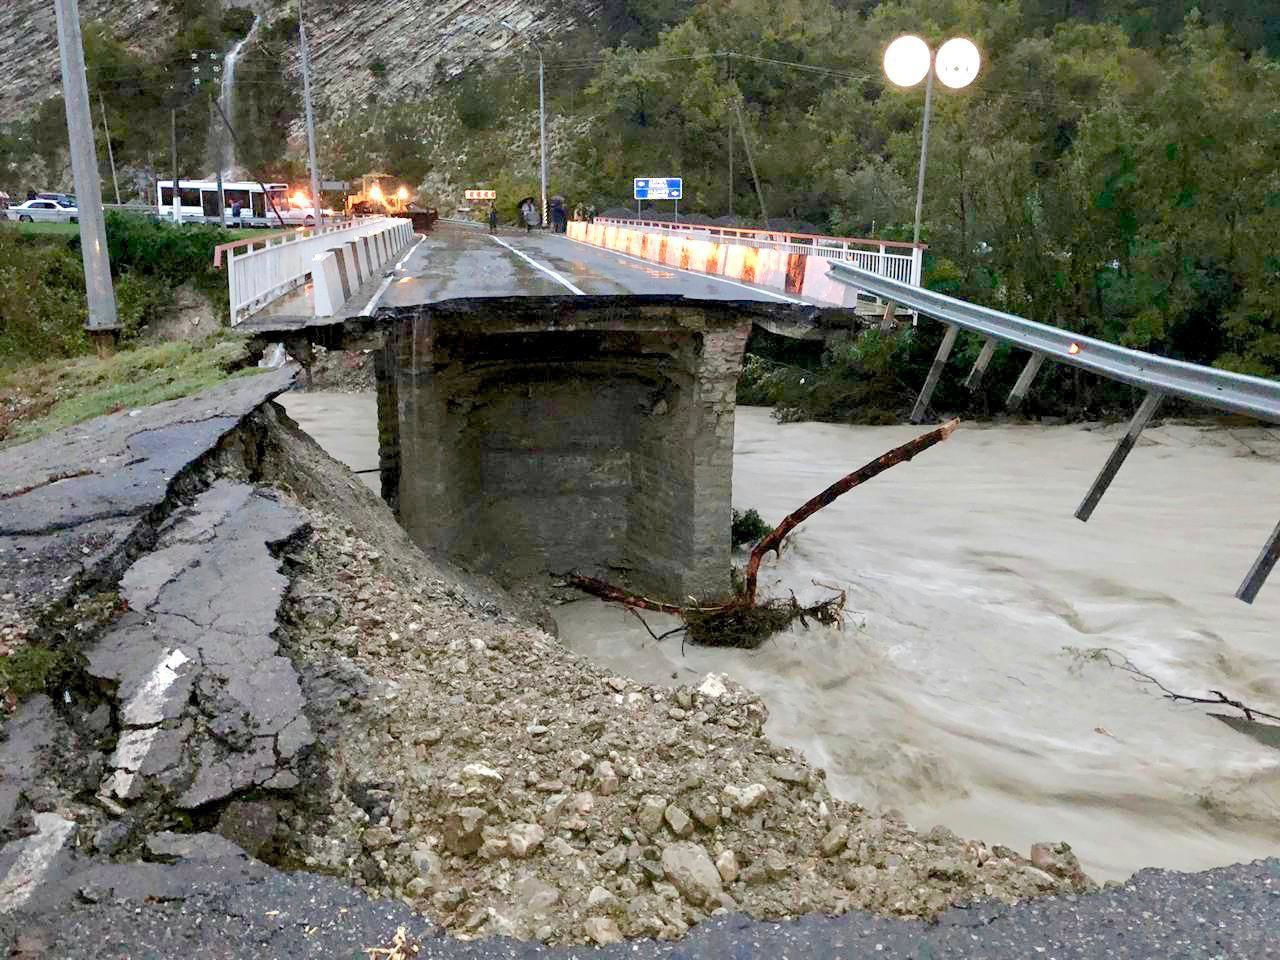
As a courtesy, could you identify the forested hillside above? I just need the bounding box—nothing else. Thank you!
[414,0,1280,390]
[3,0,1277,410]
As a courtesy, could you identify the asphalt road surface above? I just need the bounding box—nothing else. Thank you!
[375,221,812,307]
[8,846,1278,959]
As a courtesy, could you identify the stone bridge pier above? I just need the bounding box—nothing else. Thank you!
[376,301,752,601]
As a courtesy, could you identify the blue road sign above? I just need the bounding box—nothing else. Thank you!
[633,177,682,201]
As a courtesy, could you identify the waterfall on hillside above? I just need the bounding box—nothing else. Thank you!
[219,15,262,176]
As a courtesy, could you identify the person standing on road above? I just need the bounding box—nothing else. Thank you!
[231,198,243,227]
[488,202,498,233]
[520,198,537,233]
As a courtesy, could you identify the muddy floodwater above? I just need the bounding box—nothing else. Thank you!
[280,391,1280,882]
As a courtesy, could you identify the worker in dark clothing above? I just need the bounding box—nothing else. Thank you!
[488,202,498,233]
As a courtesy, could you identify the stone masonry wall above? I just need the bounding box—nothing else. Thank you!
[383,304,750,602]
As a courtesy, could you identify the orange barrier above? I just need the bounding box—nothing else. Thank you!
[567,220,911,304]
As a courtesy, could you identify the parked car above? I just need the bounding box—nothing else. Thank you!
[6,198,78,223]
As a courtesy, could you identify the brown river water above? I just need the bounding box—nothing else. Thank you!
[281,391,1280,882]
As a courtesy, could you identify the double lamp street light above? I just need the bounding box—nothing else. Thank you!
[883,34,982,247]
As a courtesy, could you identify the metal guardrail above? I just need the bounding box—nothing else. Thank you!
[828,263,1280,422]
[599,217,924,287]
[828,261,1280,603]
[217,216,411,324]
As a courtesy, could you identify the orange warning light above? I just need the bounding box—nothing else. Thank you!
[1068,342,1081,355]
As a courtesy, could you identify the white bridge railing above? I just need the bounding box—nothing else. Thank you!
[215,216,413,324]
[594,217,924,287]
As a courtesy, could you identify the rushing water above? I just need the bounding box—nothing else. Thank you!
[218,15,261,176]
[280,392,1280,881]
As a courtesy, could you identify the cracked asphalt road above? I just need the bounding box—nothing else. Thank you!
[8,848,1278,958]
[0,367,298,626]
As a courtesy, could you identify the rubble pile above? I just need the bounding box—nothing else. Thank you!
[280,512,1093,945]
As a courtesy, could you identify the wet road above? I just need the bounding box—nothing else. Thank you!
[375,222,808,307]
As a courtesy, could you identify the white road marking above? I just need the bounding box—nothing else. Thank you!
[561,235,804,303]
[101,647,191,799]
[360,235,426,316]
[122,647,190,727]
[0,813,77,912]
[489,235,586,295]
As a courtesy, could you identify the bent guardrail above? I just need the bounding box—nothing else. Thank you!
[828,261,1280,604]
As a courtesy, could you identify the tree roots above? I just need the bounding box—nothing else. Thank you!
[570,420,958,650]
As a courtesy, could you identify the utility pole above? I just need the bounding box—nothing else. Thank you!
[727,121,734,218]
[733,94,768,224]
[98,93,121,205]
[538,49,547,229]
[499,21,547,228]
[726,57,734,218]
[170,108,180,224]
[53,0,118,345]
[298,0,323,225]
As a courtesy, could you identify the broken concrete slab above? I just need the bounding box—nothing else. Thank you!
[0,696,89,838]
[86,479,312,810]
[0,813,77,913]
[0,367,297,635]
[144,832,251,864]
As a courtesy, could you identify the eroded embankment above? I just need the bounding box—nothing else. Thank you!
[0,379,1092,949]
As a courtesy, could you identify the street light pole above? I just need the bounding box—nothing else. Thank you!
[911,65,934,248]
[884,35,981,258]
[53,0,119,343]
[299,0,323,225]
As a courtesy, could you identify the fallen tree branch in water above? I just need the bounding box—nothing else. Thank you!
[570,422,957,649]
[1076,647,1280,724]
[569,575,713,616]
[744,418,960,603]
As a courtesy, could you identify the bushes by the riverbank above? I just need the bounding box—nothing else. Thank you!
[0,214,232,366]
[738,323,1156,424]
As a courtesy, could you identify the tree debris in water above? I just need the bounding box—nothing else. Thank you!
[1069,646,1280,725]
[573,420,959,648]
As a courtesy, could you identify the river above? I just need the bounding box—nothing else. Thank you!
[280,391,1280,882]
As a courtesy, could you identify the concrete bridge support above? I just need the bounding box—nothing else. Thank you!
[379,301,751,602]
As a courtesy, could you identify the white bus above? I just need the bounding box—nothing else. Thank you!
[156,180,332,227]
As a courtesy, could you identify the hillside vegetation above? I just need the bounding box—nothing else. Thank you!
[3,0,1277,421]
[335,0,1280,418]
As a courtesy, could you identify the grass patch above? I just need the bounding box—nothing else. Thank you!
[0,645,66,700]
[9,221,81,236]
[0,334,263,446]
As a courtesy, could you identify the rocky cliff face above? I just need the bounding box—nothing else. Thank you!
[1,0,580,125]
[0,1,175,123]
[296,0,580,118]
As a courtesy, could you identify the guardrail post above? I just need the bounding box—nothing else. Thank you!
[1075,390,1163,522]
[328,247,353,301]
[312,251,344,317]
[1007,351,1044,411]
[963,337,997,390]
[910,323,959,424]
[1237,519,1280,604]
[344,240,365,286]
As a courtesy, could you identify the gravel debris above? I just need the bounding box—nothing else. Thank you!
[277,506,1094,945]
